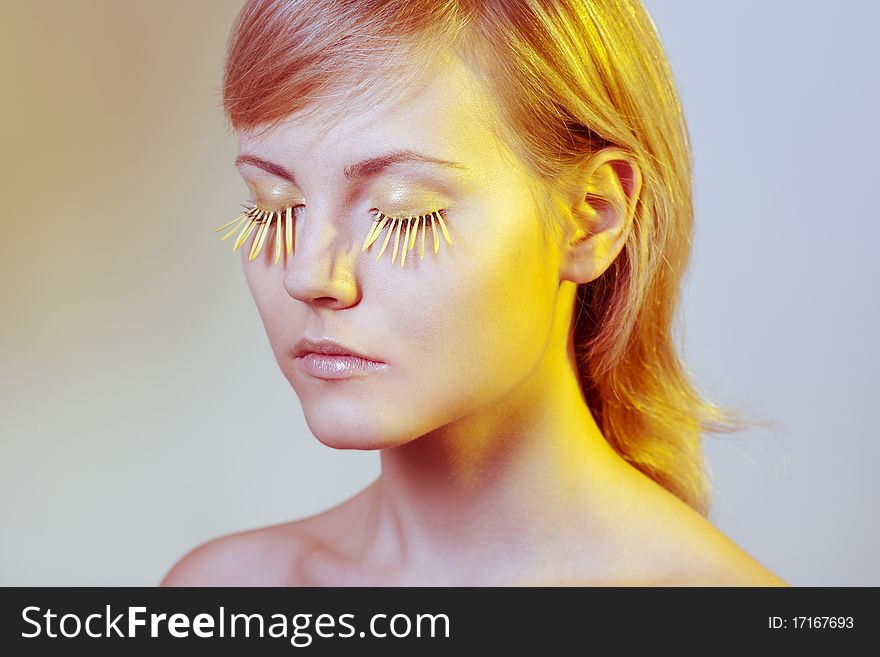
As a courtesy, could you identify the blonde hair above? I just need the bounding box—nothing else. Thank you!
[223,0,767,516]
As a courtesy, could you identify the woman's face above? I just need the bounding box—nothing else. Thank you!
[236,56,565,449]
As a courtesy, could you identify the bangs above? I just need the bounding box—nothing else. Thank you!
[222,0,472,137]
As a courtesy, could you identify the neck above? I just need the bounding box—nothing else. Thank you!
[370,286,637,584]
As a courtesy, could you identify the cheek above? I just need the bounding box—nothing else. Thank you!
[240,255,304,359]
[241,253,273,318]
[461,223,554,371]
[390,212,555,403]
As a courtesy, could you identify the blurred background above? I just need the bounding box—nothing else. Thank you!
[1,0,877,585]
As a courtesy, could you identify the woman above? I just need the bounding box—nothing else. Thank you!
[162,0,787,586]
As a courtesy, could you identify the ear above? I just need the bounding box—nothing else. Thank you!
[558,147,642,284]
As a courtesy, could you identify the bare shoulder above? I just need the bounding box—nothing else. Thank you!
[159,487,373,587]
[159,520,308,587]
[675,539,789,586]
[605,475,790,587]
[650,507,790,587]
[646,534,789,586]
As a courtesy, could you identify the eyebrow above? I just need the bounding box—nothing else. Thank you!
[234,150,468,184]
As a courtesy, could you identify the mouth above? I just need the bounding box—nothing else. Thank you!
[292,337,387,380]
[295,352,388,380]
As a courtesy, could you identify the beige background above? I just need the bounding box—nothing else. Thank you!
[1,0,877,585]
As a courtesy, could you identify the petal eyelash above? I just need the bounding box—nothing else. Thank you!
[215,204,452,267]
[361,209,452,267]
[214,204,298,264]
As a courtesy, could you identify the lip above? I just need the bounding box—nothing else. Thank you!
[293,337,383,361]
[292,337,387,380]
[295,353,388,380]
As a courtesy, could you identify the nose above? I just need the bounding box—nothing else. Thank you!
[282,211,360,309]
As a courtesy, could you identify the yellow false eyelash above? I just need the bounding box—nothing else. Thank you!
[361,209,452,267]
[214,204,297,263]
[215,204,452,267]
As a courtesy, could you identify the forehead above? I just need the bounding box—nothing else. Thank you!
[236,55,512,182]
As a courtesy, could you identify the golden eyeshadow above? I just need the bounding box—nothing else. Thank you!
[248,179,303,209]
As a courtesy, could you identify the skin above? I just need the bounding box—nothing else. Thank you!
[162,54,787,587]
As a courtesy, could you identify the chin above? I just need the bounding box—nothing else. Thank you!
[301,405,407,451]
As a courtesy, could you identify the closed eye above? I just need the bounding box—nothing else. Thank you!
[214,203,304,263]
[214,203,452,266]
[361,209,452,267]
